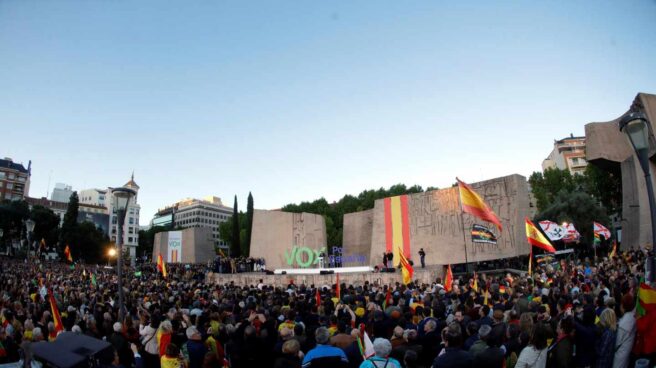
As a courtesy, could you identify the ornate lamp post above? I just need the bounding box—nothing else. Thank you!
[111,186,136,321]
[619,111,656,282]
[25,219,35,264]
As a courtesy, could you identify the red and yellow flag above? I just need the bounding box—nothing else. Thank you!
[634,283,656,354]
[399,250,414,285]
[383,195,411,265]
[528,250,533,275]
[457,178,502,231]
[383,287,392,309]
[444,264,453,292]
[525,218,556,253]
[610,241,617,258]
[157,254,167,278]
[472,272,479,292]
[315,288,321,307]
[64,245,73,263]
[48,289,64,335]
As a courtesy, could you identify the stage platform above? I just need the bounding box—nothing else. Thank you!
[206,265,444,287]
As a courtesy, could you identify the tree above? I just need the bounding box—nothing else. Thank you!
[535,190,609,246]
[59,192,79,254]
[0,200,30,242]
[29,205,60,251]
[137,225,169,259]
[75,221,108,263]
[580,165,622,216]
[245,192,254,257]
[528,168,579,213]
[231,195,240,257]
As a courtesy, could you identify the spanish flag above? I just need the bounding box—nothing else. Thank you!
[48,289,64,335]
[525,218,556,253]
[157,254,167,278]
[634,283,656,354]
[383,287,392,309]
[315,288,321,307]
[457,178,502,232]
[64,245,73,263]
[399,250,414,285]
[444,264,453,292]
[610,240,617,258]
[383,195,411,266]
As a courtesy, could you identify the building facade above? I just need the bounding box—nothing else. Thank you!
[78,188,108,207]
[542,134,588,175]
[152,196,232,251]
[0,157,31,201]
[51,183,73,203]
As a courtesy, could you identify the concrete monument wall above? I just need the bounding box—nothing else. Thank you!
[153,227,215,264]
[585,92,656,250]
[250,210,327,270]
[341,210,374,266]
[343,174,532,267]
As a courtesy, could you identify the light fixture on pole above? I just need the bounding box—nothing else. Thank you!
[619,111,656,283]
[111,186,136,321]
[25,219,35,263]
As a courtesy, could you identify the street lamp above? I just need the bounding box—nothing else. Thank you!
[111,186,136,321]
[25,219,35,263]
[619,111,656,283]
[108,247,117,266]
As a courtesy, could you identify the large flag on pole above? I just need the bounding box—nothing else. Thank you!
[48,290,64,335]
[444,265,453,292]
[457,178,502,232]
[525,218,557,253]
[593,222,611,239]
[399,250,414,285]
[157,254,167,278]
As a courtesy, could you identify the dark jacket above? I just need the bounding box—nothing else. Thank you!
[472,346,505,368]
[548,336,573,368]
[574,321,597,367]
[274,353,302,368]
[432,347,473,368]
[186,339,208,368]
[595,328,617,368]
[109,332,132,368]
[420,329,442,365]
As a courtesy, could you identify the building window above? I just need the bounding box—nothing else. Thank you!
[128,237,133,243]
[6,183,12,190]
[112,217,117,224]
[129,227,134,234]
[129,217,134,224]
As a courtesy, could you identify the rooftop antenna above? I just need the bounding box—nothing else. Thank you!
[46,170,53,199]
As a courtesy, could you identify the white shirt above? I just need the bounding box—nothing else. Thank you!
[613,311,636,368]
[515,346,548,368]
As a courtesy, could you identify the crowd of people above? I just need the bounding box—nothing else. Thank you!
[211,256,266,274]
[0,248,652,368]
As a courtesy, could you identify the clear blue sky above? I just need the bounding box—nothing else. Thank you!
[1,1,655,225]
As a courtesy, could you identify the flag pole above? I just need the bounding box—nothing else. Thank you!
[459,212,470,269]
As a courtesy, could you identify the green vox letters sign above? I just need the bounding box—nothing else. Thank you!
[285,246,326,268]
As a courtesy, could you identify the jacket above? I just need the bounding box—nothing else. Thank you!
[432,347,473,368]
[547,336,573,368]
[515,346,547,368]
[613,311,636,368]
[595,328,617,368]
[139,324,158,356]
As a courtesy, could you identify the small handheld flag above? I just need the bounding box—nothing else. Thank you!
[444,265,453,292]
[64,245,73,263]
[315,288,321,307]
[399,250,414,285]
[336,273,341,300]
[48,290,64,334]
[157,254,167,278]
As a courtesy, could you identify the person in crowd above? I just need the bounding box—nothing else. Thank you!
[515,323,549,368]
[274,339,302,368]
[359,338,401,368]
[432,324,473,368]
[183,326,207,368]
[613,293,637,368]
[547,317,574,368]
[302,327,349,368]
[595,308,618,368]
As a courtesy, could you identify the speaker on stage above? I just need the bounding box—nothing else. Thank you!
[32,332,114,368]
[319,270,335,275]
[281,271,287,275]
[382,267,396,273]
[264,270,274,275]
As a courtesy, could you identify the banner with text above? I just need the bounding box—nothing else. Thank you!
[168,231,182,263]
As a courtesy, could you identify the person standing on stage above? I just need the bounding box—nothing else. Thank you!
[418,248,426,268]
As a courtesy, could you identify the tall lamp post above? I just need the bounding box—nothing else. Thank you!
[619,111,656,283]
[25,219,35,264]
[0,229,4,255]
[111,186,136,321]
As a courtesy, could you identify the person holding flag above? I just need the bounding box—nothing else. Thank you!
[399,249,414,285]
